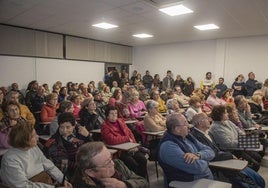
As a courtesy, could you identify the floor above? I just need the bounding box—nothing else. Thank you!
[147,160,268,188]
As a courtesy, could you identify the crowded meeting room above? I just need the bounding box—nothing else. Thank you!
[1,0,268,188]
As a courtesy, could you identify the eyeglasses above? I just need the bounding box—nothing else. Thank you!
[94,157,113,169]
[200,117,210,122]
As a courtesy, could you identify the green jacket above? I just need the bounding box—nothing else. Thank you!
[72,159,148,188]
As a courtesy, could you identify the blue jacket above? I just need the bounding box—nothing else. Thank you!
[158,132,215,184]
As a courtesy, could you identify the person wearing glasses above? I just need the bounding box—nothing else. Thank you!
[0,100,26,151]
[158,113,215,185]
[72,142,148,188]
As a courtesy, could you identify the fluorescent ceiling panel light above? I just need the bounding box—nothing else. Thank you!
[159,4,193,16]
[92,22,118,29]
[194,24,219,30]
[132,33,153,38]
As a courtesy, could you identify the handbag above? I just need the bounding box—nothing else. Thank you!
[29,171,53,185]
[238,134,260,149]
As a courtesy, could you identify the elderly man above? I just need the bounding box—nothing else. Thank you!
[191,113,265,188]
[72,142,148,188]
[158,113,215,184]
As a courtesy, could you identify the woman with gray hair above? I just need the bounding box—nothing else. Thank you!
[166,98,183,114]
[143,100,166,132]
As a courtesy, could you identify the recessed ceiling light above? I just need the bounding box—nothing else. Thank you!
[92,22,118,29]
[194,24,219,30]
[159,4,193,16]
[133,33,154,38]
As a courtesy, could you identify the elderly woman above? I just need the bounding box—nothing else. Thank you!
[0,121,72,187]
[209,105,262,171]
[150,89,167,113]
[143,100,166,132]
[101,106,147,178]
[115,91,133,120]
[128,90,147,119]
[185,95,202,122]
[210,105,245,148]
[79,98,105,132]
[166,98,183,114]
[4,90,35,126]
[0,101,26,150]
[45,112,92,179]
[41,93,59,122]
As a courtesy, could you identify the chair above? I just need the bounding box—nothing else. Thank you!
[147,138,161,178]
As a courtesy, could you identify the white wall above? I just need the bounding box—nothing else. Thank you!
[1,35,268,92]
[132,35,268,88]
[0,56,104,92]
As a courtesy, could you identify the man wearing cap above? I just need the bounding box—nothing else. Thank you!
[158,113,215,184]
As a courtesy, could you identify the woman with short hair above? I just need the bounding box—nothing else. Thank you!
[210,105,261,171]
[101,106,147,178]
[0,121,72,187]
[45,112,92,179]
[40,93,59,122]
[0,101,26,150]
[144,100,166,132]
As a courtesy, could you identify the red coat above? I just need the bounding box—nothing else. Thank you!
[101,118,136,145]
[40,104,58,122]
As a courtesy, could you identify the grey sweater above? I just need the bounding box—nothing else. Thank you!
[209,120,245,148]
[0,146,63,188]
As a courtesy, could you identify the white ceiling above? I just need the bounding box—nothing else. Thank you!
[1,0,268,46]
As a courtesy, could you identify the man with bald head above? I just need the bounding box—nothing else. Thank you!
[158,113,215,184]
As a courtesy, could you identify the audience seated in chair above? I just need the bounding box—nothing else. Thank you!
[50,100,74,136]
[158,113,215,185]
[0,101,27,150]
[71,142,148,188]
[191,113,265,188]
[79,98,105,132]
[185,95,202,122]
[209,105,262,172]
[101,106,148,178]
[0,121,72,187]
[40,93,59,123]
[45,112,92,180]
[150,89,167,113]
[4,91,35,126]
[144,100,166,132]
